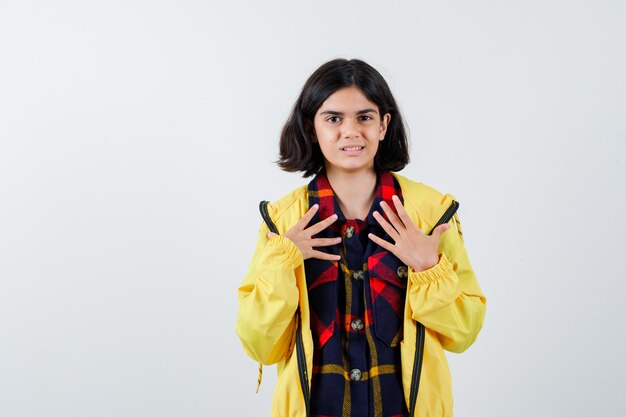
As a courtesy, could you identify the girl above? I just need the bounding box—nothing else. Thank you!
[236,58,486,417]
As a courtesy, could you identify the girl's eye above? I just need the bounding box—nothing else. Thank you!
[326,115,373,123]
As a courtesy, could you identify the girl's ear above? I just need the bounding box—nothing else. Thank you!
[380,112,391,138]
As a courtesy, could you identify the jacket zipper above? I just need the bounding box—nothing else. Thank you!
[260,201,279,234]
[409,322,426,417]
[259,200,311,416]
[409,200,459,416]
[431,200,459,234]
[295,311,311,416]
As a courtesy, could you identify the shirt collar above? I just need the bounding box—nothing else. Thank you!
[307,169,403,227]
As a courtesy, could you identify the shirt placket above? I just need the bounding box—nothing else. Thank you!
[342,219,369,416]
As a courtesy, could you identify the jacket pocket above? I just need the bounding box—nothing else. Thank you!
[367,251,407,347]
[304,258,338,349]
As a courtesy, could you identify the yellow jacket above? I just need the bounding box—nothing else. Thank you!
[236,171,486,417]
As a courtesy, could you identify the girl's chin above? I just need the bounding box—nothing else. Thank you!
[325,160,375,173]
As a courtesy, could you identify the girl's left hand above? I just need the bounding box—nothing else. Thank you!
[368,195,450,273]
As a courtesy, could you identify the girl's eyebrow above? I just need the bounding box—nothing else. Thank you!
[319,108,377,116]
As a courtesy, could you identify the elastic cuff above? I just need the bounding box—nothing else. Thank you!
[408,252,453,285]
[267,234,304,269]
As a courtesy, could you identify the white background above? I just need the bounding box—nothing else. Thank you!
[1,1,625,416]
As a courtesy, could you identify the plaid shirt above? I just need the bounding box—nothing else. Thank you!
[304,169,409,417]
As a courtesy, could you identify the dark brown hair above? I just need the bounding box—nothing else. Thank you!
[276,58,410,177]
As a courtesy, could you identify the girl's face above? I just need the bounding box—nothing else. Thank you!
[313,85,390,175]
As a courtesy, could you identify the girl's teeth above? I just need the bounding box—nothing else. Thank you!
[344,147,363,151]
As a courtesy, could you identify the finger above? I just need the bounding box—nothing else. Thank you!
[267,232,278,239]
[306,213,339,236]
[372,210,401,242]
[298,204,319,229]
[367,232,395,252]
[379,199,405,232]
[310,249,341,261]
[432,223,451,239]
[391,194,420,233]
[311,237,343,247]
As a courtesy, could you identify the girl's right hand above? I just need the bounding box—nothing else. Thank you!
[267,204,342,261]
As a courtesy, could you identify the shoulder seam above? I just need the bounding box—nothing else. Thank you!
[391,172,454,230]
[268,184,307,223]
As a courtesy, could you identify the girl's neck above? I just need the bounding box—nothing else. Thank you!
[325,165,378,221]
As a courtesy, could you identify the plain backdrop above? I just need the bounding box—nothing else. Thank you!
[1,1,625,416]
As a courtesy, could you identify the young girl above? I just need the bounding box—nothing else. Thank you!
[236,58,486,417]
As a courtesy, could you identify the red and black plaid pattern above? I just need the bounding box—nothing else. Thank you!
[304,169,409,417]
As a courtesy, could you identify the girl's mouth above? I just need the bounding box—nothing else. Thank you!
[341,146,365,155]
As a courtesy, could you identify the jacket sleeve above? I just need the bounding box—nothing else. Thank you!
[407,199,487,353]
[235,216,304,365]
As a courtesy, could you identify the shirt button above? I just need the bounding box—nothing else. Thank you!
[345,226,354,238]
[349,368,362,381]
[397,265,408,279]
[350,319,364,331]
[352,270,364,280]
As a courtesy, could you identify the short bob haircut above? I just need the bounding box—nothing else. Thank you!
[276,58,410,178]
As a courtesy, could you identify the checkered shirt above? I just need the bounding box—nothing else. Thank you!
[304,169,409,417]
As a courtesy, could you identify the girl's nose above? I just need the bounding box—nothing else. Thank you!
[341,118,360,138]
